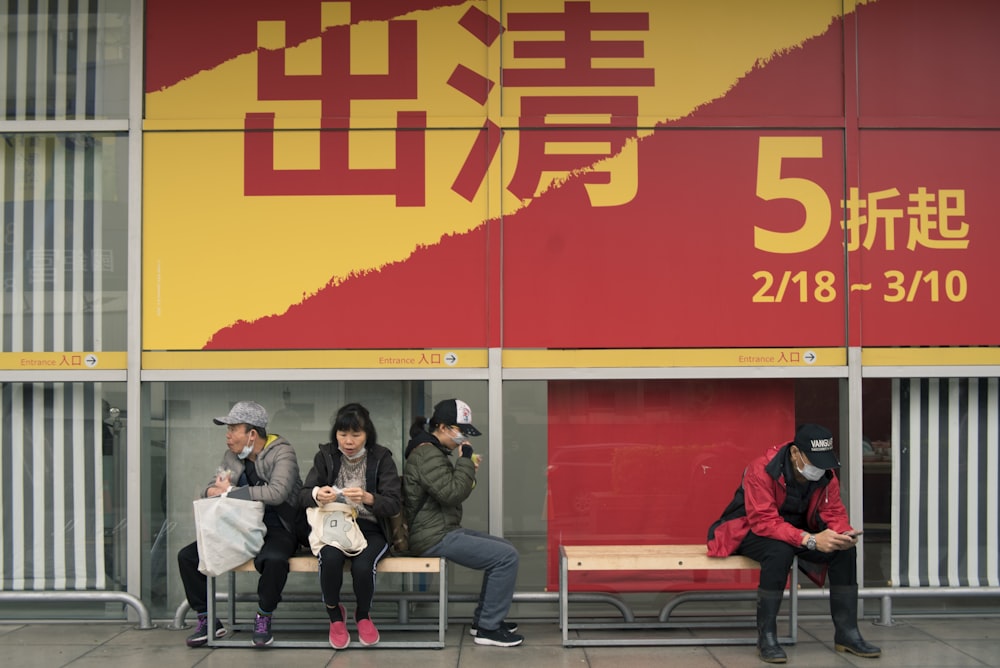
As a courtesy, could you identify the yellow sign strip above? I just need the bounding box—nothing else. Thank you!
[142,349,488,370]
[21,348,996,371]
[0,352,127,370]
[861,348,1000,366]
[503,348,845,368]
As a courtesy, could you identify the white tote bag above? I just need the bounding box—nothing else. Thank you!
[306,501,368,557]
[193,496,267,577]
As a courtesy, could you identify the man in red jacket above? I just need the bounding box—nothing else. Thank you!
[707,424,881,664]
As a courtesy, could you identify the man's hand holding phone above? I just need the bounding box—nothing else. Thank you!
[842,529,863,546]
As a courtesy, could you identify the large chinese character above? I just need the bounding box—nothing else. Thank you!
[506,96,639,204]
[906,187,969,250]
[502,2,653,206]
[449,6,503,202]
[244,3,427,206]
[504,1,654,88]
[841,187,903,251]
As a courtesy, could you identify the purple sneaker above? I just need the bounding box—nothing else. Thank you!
[185,615,225,647]
[252,612,273,647]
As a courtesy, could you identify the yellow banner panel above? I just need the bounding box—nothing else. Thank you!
[861,348,1000,366]
[142,349,488,370]
[503,348,845,368]
[0,352,127,371]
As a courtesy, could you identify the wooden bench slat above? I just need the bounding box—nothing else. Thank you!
[231,555,442,574]
[561,544,760,571]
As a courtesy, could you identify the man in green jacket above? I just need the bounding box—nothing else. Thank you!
[403,399,523,647]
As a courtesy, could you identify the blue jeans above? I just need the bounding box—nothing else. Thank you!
[422,528,519,630]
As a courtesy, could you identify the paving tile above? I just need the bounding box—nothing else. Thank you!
[4,642,93,667]
[3,616,1000,668]
[585,644,722,668]
[2,624,124,646]
[828,638,988,667]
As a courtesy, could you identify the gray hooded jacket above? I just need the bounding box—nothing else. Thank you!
[202,435,303,534]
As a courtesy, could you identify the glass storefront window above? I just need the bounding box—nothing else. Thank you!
[862,377,893,586]
[1,133,129,352]
[0,381,126,618]
[503,377,843,620]
[856,375,1000,615]
[2,0,130,120]
[868,377,999,597]
[142,379,489,620]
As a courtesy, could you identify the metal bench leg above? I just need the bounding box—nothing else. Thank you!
[438,559,448,647]
[206,575,218,646]
[560,547,569,646]
[227,571,237,627]
[789,557,799,643]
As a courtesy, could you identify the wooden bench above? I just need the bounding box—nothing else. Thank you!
[559,544,798,647]
[206,554,447,649]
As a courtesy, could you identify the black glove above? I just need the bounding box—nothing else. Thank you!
[460,444,474,458]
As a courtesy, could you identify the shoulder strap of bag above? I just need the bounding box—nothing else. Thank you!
[322,446,338,485]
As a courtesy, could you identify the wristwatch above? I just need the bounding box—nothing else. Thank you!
[806,534,817,551]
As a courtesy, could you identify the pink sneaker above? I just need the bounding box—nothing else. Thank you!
[356,615,380,647]
[328,605,349,650]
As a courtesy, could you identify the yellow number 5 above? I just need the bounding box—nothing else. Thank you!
[755,136,831,254]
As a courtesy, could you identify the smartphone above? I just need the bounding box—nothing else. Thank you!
[843,530,864,537]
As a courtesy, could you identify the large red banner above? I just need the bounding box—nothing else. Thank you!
[143,0,1000,351]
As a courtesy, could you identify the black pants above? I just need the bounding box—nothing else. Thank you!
[737,530,857,590]
[318,519,388,619]
[178,520,302,615]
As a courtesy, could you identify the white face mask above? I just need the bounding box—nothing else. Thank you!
[238,435,256,460]
[797,460,826,481]
[340,445,367,461]
[451,428,469,447]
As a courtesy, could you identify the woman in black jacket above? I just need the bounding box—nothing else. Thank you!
[299,403,401,649]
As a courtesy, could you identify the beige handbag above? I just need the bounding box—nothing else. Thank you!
[306,501,368,556]
[193,496,266,576]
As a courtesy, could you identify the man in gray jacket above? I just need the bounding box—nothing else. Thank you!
[178,400,307,648]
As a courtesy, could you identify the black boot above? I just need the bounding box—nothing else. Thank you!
[756,588,787,663]
[830,584,881,658]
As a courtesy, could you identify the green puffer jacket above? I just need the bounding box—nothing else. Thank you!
[402,433,476,556]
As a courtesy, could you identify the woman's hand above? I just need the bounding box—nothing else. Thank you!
[342,487,373,506]
[315,485,338,504]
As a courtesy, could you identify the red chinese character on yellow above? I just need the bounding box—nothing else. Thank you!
[245,3,426,206]
[504,2,652,207]
[450,2,653,207]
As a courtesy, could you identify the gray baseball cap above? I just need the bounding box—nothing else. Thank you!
[213,400,268,429]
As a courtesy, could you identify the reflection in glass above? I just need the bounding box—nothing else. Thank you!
[2,0,130,120]
[1,133,129,352]
[0,382,126,607]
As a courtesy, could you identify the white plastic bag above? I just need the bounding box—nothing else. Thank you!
[193,496,267,577]
[306,501,368,556]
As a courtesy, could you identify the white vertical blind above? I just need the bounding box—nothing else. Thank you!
[892,378,1000,587]
[1,0,108,591]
